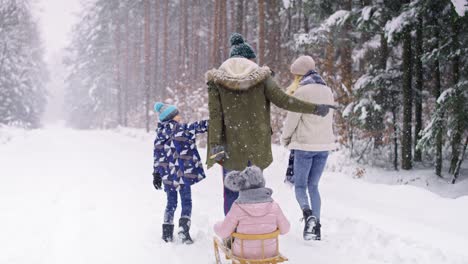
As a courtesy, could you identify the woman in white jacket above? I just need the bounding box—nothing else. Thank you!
[281,55,337,241]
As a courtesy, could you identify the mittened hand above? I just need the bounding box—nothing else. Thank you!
[315,104,337,117]
[153,172,162,190]
[210,145,228,162]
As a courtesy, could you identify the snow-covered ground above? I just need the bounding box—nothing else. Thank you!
[1,125,468,264]
[326,150,468,199]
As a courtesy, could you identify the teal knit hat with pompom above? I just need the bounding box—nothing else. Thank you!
[154,102,179,122]
[229,33,256,59]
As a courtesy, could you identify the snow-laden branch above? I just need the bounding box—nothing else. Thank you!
[384,7,417,43]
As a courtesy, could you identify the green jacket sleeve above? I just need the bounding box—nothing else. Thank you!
[207,82,223,146]
[264,77,319,114]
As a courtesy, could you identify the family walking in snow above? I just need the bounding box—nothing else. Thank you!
[151,33,336,255]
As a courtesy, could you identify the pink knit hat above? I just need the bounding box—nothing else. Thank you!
[290,55,316,75]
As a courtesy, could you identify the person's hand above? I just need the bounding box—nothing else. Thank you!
[210,145,228,162]
[315,104,338,117]
[153,172,162,190]
[280,138,290,147]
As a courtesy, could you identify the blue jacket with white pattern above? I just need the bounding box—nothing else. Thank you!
[153,120,209,190]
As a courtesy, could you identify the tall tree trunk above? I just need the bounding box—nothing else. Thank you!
[192,0,201,78]
[144,0,151,132]
[179,0,189,72]
[271,0,281,66]
[258,0,265,65]
[115,13,122,126]
[303,1,309,33]
[124,9,130,126]
[133,28,141,111]
[177,1,183,71]
[219,0,227,60]
[229,0,235,37]
[392,104,399,170]
[211,0,220,66]
[340,0,353,103]
[449,13,462,174]
[162,0,169,89]
[414,16,423,162]
[434,35,443,177]
[452,136,467,183]
[243,0,249,40]
[153,0,160,100]
[401,22,413,170]
[235,0,244,34]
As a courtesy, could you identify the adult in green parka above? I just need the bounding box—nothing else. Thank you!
[206,33,332,215]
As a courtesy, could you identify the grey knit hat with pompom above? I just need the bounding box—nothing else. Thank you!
[229,33,256,59]
[224,166,265,192]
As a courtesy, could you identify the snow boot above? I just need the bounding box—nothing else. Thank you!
[313,221,321,241]
[162,224,174,242]
[178,218,193,244]
[302,208,317,241]
[223,237,233,249]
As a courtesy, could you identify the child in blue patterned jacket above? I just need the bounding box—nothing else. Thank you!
[152,102,208,244]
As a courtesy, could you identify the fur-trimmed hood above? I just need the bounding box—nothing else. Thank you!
[205,58,271,91]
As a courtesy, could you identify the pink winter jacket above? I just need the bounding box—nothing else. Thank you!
[214,201,290,259]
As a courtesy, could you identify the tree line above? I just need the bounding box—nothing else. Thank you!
[0,0,48,128]
[63,0,466,180]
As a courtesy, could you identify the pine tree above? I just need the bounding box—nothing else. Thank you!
[0,0,47,128]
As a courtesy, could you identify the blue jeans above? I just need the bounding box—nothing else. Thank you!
[293,150,329,220]
[222,161,252,215]
[223,167,238,215]
[164,184,192,224]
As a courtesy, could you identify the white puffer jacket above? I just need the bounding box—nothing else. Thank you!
[280,83,337,151]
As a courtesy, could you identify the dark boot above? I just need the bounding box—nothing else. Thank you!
[178,218,193,244]
[313,221,321,241]
[302,208,317,241]
[223,237,233,249]
[162,224,174,242]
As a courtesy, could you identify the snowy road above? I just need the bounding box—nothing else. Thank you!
[1,127,467,264]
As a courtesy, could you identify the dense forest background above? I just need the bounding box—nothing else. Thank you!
[1,0,467,181]
[0,0,48,128]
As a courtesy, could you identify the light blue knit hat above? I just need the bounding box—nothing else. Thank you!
[154,102,179,122]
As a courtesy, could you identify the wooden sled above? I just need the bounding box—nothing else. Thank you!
[213,229,288,264]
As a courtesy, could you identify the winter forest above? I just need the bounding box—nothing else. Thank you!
[1,0,468,263]
[3,0,466,178]
[67,0,467,181]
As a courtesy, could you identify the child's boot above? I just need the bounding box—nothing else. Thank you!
[302,208,317,241]
[162,224,174,242]
[178,217,193,244]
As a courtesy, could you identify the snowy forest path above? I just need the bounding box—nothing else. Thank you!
[1,127,467,264]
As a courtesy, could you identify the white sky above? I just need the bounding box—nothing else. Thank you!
[35,0,83,123]
[36,0,82,62]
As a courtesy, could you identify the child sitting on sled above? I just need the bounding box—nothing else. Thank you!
[152,102,208,244]
[214,166,290,259]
